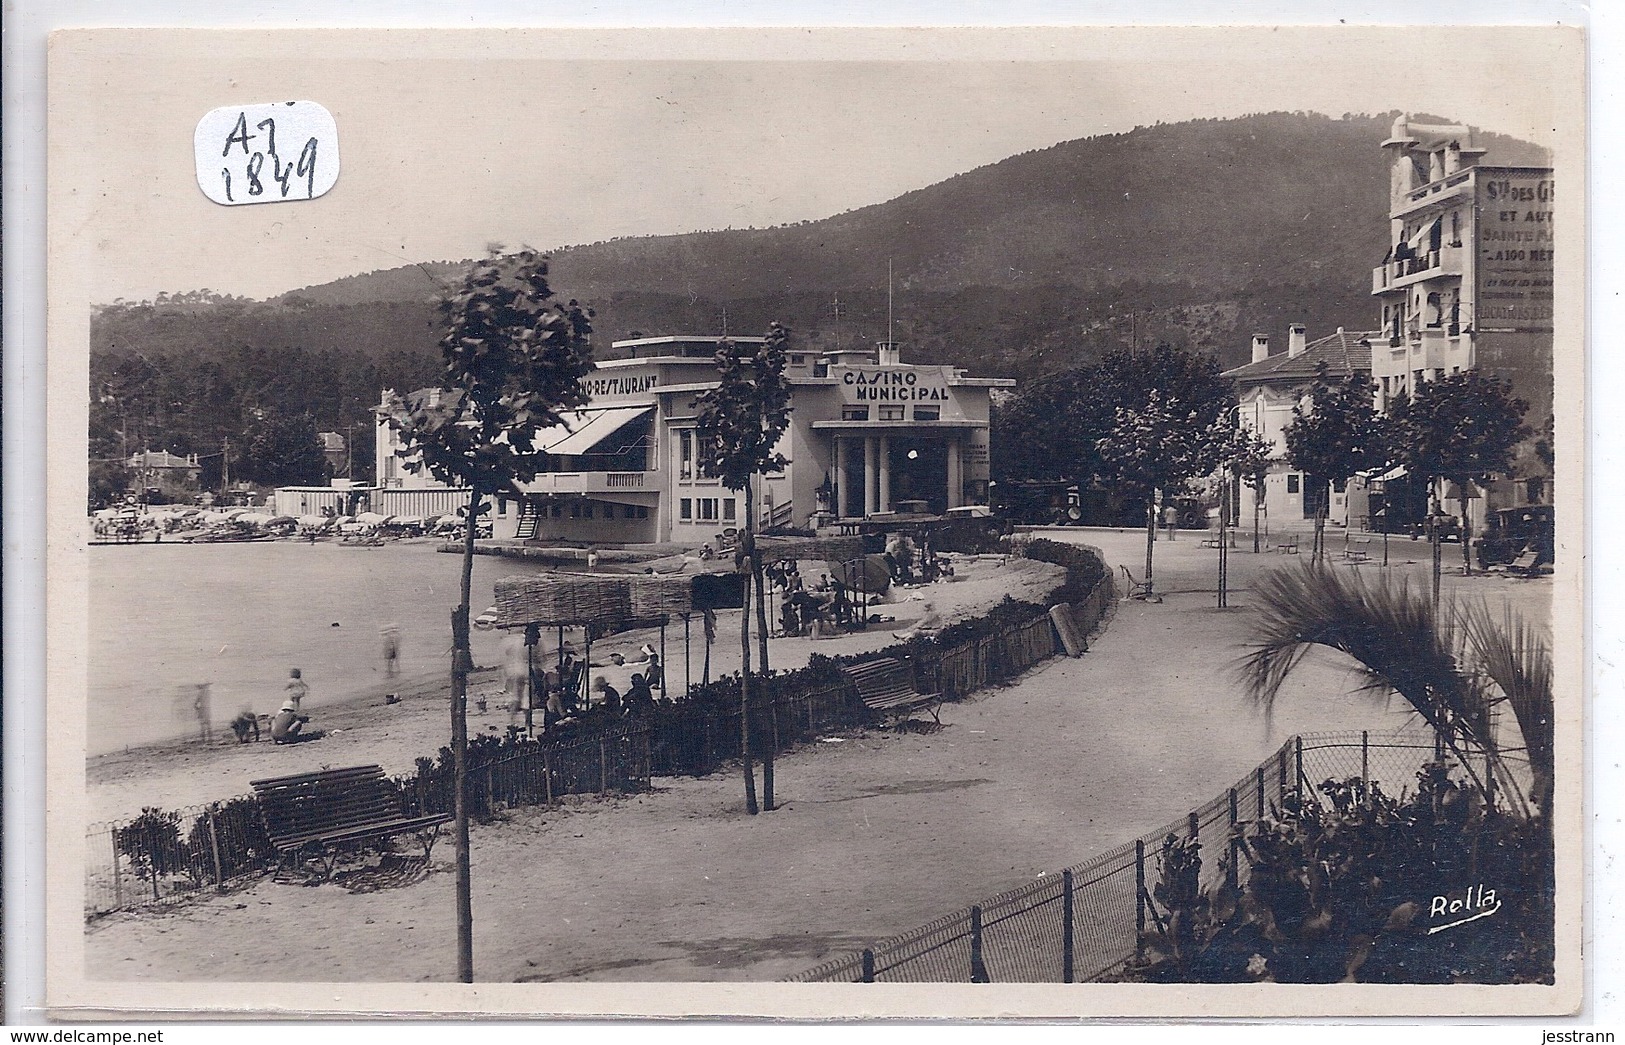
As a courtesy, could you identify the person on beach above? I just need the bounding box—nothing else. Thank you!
[893,600,943,641]
[1163,503,1179,541]
[623,673,655,719]
[500,633,529,718]
[270,700,311,743]
[637,643,664,690]
[284,669,309,712]
[381,625,401,678]
[590,675,621,715]
[587,547,600,572]
[699,543,715,561]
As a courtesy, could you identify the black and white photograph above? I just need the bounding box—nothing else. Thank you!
[41,23,1584,1019]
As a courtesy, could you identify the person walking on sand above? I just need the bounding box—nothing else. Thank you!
[1163,502,1179,541]
[284,668,309,712]
[500,633,529,719]
[587,547,600,572]
[381,624,401,678]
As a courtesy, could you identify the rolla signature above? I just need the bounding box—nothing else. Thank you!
[1426,882,1503,934]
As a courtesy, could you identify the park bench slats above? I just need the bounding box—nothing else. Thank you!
[252,764,450,880]
[842,657,942,726]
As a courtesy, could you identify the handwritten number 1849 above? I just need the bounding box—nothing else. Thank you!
[218,112,318,202]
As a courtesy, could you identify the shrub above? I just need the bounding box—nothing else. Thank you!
[1118,768,1554,984]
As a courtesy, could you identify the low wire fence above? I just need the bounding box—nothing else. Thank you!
[86,555,1115,919]
[789,729,1504,983]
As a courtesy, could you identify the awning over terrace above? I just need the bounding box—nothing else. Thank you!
[533,406,653,456]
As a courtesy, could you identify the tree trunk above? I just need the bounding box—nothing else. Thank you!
[738,485,759,816]
[1313,482,1328,564]
[1252,483,1262,554]
[1458,483,1473,576]
[451,489,481,983]
[1144,496,1156,595]
[749,482,776,811]
[1430,483,1443,615]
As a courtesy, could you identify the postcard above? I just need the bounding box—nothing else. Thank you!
[45,24,1585,1019]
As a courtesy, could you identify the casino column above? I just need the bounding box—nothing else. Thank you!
[877,435,892,514]
[864,437,878,517]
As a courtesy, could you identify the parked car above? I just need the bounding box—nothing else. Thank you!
[1474,504,1555,568]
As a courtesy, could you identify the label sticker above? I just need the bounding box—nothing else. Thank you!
[195,101,339,206]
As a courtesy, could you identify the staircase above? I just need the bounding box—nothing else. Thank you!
[514,501,542,540]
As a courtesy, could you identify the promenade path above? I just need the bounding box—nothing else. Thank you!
[86,525,1549,983]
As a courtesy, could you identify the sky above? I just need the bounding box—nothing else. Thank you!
[49,25,1580,303]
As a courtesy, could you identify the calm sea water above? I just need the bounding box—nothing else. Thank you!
[88,541,559,755]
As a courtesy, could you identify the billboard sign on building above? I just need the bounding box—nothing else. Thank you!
[1475,170,1555,334]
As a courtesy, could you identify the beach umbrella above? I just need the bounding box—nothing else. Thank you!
[355,511,389,526]
[238,513,273,527]
[473,605,500,631]
[830,554,891,593]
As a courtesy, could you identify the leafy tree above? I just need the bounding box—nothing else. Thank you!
[238,409,330,486]
[382,250,594,981]
[1218,427,1275,554]
[694,324,794,815]
[1282,365,1389,562]
[1096,389,1226,596]
[995,344,1233,487]
[1390,373,1531,576]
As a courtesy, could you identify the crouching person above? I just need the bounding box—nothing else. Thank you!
[270,700,311,744]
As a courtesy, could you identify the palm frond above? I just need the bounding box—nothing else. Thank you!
[1238,563,1474,742]
[1457,598,1554,817]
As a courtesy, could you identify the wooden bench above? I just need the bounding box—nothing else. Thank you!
[1118,564,1158,602]
[251,764,450,880]
[841,657,942,726]
[1343,536,1373,562]
[1275,534,1300,555]
[1506,548,1546,578]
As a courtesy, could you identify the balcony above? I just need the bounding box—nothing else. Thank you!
[1371,245,1466,293]
[517,471,656,496]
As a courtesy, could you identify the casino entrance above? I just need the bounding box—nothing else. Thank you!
[825,428,975,519]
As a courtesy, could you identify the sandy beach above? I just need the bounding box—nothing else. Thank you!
[86,551,1067,824]
[83,526,1553,983]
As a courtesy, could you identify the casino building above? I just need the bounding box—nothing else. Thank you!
[375,336,1012,544]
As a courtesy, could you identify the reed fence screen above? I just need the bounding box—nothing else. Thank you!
[789,729,1508,983]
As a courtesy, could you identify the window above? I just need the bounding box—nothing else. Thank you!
[497,497,509,517]
[1333,479,1347,494]
[790,354,806,366]
[679,431,693,479]
[697,498,720,522]
[878,405,905,421]
[550,504,562,518]
[679,498,693,521]
[723,498,736,521]
[634,506,650,519]
[602,504,615,520]
[570,503,580,518]
[914,406,940,421]
[1287,474,1301,494]
[583,502,594,519]
[841,406,870,421]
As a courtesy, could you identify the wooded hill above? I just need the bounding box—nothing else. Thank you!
[89,111,1547,489]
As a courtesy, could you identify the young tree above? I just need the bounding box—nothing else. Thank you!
[1391,373,1531,576]
[1096,389,1226,597]
[1218,427,1276,554]
[1282,365,1389,563]
[694,323,794,814]
[382,251,594,981]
